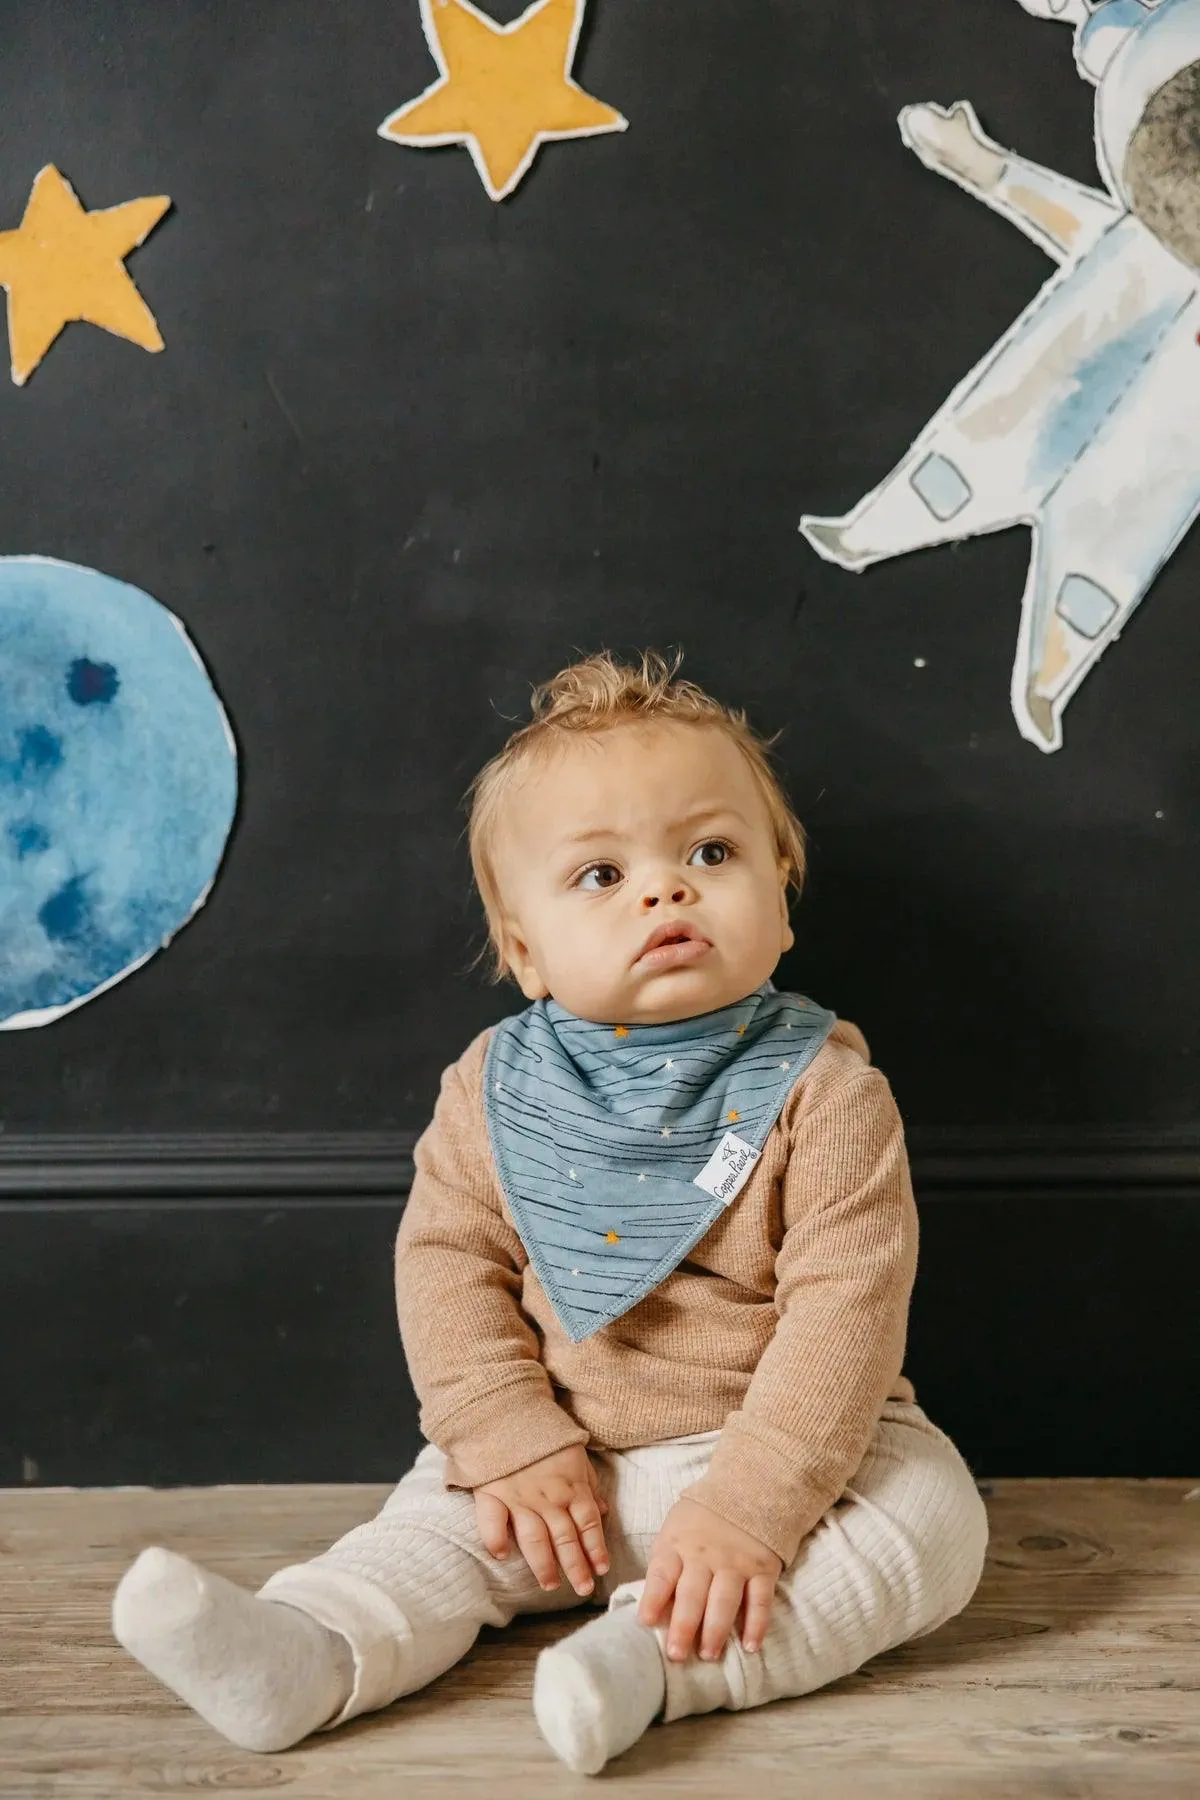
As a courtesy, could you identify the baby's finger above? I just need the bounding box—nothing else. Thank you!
[568,1493,610,1578]
[585,1467,610,1515]
[740,1574,777,1654]
[473,1491,511,1560]
[636,1554,682,1628]
[698,1571,745,1661]
[543,1505,596,1596]
[666,1565,712,1663]
[510,1506,560,1591]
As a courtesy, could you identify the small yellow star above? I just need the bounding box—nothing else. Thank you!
[379,0,627,203]
[0,166,170,386]
[613,1024,629,1039]
[605,1229,620,1243]
[727,1109,740,1123]
[737,1023,747,1036]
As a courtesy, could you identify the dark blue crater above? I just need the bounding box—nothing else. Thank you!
[39,874,92,943]
[18,725,63,772]
[7,819,50,858]
[67,658,120,705]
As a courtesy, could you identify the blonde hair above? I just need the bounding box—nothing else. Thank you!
[465,648,808,984]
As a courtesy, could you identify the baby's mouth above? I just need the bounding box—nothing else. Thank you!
[635,928,713,969]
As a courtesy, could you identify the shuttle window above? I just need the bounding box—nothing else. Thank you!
[910,453,973,520]
[1056,573,1119,639]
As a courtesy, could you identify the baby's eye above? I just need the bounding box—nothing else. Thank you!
[689,839,732,868]
[576,862,623,891]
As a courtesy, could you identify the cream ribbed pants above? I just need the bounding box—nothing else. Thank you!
[259,1399,988,1729]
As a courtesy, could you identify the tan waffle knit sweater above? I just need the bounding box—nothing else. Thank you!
[394,1016,919,1564]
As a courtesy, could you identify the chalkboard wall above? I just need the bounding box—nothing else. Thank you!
[1,0,1195,1486]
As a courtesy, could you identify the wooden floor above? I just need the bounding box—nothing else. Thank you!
[1,1480,1198,1799]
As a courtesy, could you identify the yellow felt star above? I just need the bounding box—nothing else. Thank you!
[0,166,169,386]
[379,0,626,201]
[727,1110,740,1123]
[605,1230,620,1243]
[613,1024,629,1039]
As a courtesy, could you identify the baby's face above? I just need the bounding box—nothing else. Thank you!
[492,721,795,1024]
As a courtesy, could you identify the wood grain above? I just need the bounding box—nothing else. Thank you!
[1,1480,1197,1797]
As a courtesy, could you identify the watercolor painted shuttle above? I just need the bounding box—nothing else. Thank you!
[802,0,1200,751]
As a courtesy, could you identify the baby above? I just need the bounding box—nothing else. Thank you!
[112,649,989,1775]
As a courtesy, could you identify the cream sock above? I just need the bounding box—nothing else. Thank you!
[532,1605,667,1776]
[112,1546,354,1752]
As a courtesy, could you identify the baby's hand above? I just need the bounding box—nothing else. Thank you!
[637,1497,782,1662]
[473,1444,610,1598]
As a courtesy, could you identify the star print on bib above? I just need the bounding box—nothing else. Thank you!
[483,981,836,1341]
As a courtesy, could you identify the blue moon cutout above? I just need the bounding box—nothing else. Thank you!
[0,556,237,1028]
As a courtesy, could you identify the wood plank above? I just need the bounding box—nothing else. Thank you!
[1,1481,1197,1797]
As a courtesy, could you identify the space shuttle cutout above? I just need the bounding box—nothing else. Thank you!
[801,0,1200,751]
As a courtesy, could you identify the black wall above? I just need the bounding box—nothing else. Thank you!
[2,1,1196,1486]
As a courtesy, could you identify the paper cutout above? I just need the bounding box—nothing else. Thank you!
[0,557,237,1029]
[801,0,1200,752]
[379,0,626,201]
[0,166,170,386]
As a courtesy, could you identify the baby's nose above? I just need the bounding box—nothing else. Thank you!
[642,885,688,907]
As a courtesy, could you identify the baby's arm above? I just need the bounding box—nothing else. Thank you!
[395,1036,589,1486]
[900,100,1121,263]
[397,1041,611,1588]
[678,1063,919,1569]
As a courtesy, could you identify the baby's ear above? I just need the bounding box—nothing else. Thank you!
[513,965,551,1001]
[777,864,795,951]
[500,922,550,1000]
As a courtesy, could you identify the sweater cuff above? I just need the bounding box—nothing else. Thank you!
[434,1385,589,1489]
[679,1421,840,1565]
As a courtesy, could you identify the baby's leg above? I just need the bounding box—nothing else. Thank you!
[625,1402,989,1726]
[532,1431,719,1773]
[112,1442,591,1751]
[535,1409,987,1771]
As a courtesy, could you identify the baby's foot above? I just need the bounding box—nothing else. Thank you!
[112,1546,354,1752]
[532,1606,666,1775]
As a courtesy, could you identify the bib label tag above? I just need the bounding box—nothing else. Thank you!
[693,1131,761,1206]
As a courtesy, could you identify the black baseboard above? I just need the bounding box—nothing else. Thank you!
[2,1132,1197,1487]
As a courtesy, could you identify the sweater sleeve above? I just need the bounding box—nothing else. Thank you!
[394,1031,589,1488]
[678,1064,919,1564]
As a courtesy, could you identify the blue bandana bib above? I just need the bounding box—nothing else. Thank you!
[483,980,836,1342]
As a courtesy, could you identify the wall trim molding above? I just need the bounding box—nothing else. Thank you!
[2,1126,1200,1200]
[0,1132,415,1199]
